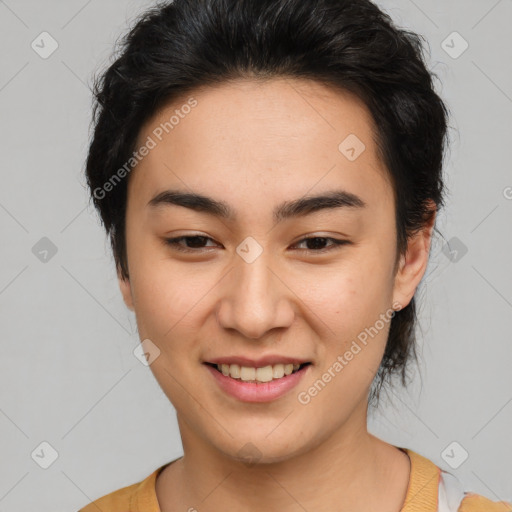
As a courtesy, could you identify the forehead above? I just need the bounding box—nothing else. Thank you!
[129,78,393,217]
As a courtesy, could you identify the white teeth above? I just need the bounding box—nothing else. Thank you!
[272,364,285,379]
[215,362,304,382]
[230,364,241,378]
[240,367,256,381]
[256,366,273,382]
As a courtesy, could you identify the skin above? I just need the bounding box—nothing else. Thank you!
[119,78,436,512]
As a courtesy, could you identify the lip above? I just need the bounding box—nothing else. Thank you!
[205,355,310,367]
[204,363,311,403]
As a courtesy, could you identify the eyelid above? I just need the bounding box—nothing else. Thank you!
[163,233,351,254]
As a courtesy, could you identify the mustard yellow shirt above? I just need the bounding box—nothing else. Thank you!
[78,448,511,511]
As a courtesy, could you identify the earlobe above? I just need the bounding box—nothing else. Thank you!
[118,274,135,311]
[392,206,437,309]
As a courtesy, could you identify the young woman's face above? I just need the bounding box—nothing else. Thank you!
[120,78,429,463]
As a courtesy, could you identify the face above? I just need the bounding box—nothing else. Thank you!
[120,78,433,464]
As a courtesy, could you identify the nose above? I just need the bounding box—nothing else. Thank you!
[215,253,295,340]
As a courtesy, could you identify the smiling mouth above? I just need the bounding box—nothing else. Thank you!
[204,362,311,383]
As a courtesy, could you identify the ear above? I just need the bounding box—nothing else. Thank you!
[118,271,135,312]
[392,202,437,309]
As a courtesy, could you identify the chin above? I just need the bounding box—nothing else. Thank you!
[209,428,316,467]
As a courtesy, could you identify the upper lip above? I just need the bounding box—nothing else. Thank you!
[205,355,311,367]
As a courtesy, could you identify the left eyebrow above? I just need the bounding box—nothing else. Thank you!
[147,188,367,223]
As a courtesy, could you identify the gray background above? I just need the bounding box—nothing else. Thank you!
[0,0,511,510]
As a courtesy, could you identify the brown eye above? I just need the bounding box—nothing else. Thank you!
[163,235,350,255]
[292,237,350,254]
[164,235,218,253]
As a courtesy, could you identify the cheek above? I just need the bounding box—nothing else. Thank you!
[297,267,393,418]
[131,264,203,339]
[303,256,393,325]
[301,256,394,376]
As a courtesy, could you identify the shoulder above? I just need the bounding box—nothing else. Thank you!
[77,465,164,512]
[459,492,512,512]
[78,482,133,511]
[402,448,511,512]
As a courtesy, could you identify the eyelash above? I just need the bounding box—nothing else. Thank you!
[163,235,350,254]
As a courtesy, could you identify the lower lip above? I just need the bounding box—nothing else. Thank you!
[204,364,310,403]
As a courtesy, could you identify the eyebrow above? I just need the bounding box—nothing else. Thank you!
[147,188,366,223]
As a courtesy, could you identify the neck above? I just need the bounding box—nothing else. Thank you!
[157,404,410,511]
